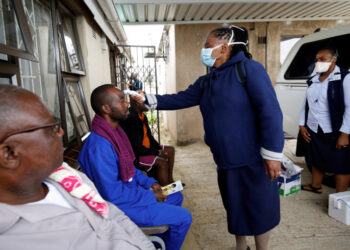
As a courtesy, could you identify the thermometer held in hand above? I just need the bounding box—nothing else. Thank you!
[122,90,145,102]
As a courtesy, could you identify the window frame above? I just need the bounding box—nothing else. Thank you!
[0,58,20,85]
[56,4,85,75]
[62,75,91,145]
[0,0,90,150]
[0,0,38,61]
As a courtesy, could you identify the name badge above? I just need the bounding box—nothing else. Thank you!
[332,74,341,81]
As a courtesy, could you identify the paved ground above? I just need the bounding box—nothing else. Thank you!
[168,139,350,250]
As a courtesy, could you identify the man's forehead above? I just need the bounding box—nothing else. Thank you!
[1,93,53,135]
[107,87,122,96]
[106,87,124,102]
[317,50,333,57]
[18,95,53,121]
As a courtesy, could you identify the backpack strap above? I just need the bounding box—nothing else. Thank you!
[200,76,208,98]
[236,60,247,86]
[200,59,248,98]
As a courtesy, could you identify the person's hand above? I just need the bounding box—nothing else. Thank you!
[336,133,349,150]
[299,125,311,143]
[153,190,167,202]
[129,90,145,104]
[264,159,281,181]
[159,149,168,159]
[150,182,162,192]
[150,183,167,202]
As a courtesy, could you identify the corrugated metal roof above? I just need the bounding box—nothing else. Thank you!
[113,0,350,24]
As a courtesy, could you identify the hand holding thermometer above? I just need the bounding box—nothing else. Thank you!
[122,90,145,102]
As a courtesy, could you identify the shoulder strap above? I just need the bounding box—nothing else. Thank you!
[236,60,247,86]
[200,76,208,98]
[306,78,313,87]
[200,59,247,98]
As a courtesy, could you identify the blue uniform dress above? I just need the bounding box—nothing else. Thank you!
[147,51,284,235]
[78,132,192,250]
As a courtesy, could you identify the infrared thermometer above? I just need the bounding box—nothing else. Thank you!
[122,90,146,102]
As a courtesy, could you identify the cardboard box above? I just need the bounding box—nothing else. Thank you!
[329,191,350,226]
[278,173,301,197]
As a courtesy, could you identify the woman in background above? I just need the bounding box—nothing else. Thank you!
[299,47,350,194]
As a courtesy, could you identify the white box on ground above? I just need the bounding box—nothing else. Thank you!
[329,191,350,226]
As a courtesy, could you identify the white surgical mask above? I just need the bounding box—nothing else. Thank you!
[312,59,333,74]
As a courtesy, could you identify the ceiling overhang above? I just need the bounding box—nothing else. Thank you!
[113,0,350,25]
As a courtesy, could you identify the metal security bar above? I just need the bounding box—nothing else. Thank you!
[115,44,160,143]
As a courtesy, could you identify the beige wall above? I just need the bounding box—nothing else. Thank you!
[76,16,112,117]
[165,20,349,145]
[163,25,178,142]
[173,24,220,145]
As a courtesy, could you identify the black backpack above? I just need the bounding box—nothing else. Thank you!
[200,60,247,97]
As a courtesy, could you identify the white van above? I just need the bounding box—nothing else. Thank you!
[275,24,350,138]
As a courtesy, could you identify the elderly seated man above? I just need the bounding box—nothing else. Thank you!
[0,85,154,250]
[78,84,192,250]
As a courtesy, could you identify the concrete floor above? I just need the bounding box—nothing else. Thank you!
[169,139,350,250]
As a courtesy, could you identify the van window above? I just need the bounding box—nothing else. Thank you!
[280,37,301,65]
[284,34,350,80]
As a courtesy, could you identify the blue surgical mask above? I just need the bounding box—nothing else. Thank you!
[200,44,223,67]
[201,28,248,67]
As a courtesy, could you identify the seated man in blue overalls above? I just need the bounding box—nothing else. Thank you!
[78,84,192,250]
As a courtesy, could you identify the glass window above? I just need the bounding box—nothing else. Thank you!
[19,0,60,119]
[65,100,76,142]
[0,76,11,84]
[0,52,8,60]
[0,0,25,48]
[64,78,90,141]
[280,36,301,65]
[58,24,69,72]
[61,17,81,71]
[0,0,36,61]
[285,34,350,80]
[58,7,84,74]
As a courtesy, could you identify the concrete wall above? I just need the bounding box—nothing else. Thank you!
[165,20,349,145]
[76,16,112,117]
[173,24,223,145]
[164,25,178,142]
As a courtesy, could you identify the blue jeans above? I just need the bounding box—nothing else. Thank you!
[125,192,192,250]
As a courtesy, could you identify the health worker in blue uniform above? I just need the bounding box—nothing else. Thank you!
[299,47,350,194]
[137,26,284,250]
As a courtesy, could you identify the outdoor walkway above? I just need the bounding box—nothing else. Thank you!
[170,139,350,250]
